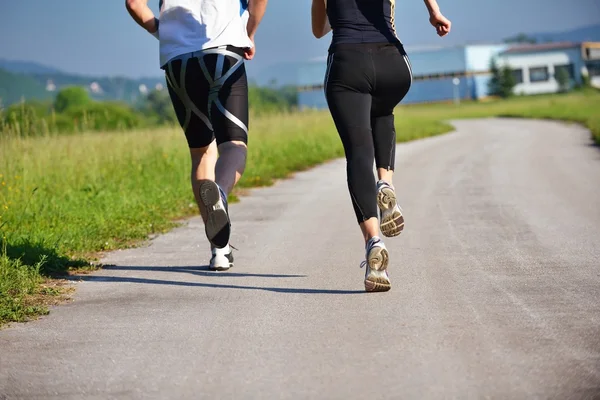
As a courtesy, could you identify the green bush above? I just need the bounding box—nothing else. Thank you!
[138,89,177,125]
[54,86,91,113]
[65,102,143,131]
[248,85,298,115]
[555,68,570,93]
[489,59,516,98]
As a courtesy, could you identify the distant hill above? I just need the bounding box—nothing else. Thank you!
[534,23,600,43]
[505,23,600,44]
[0,62,167,106]
[24,72,167,104]
[0,59,62,75]
[0,68,53,106]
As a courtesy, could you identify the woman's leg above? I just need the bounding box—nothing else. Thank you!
[370,45,413,237]
[326,88,381,243]
[325,48,391,292]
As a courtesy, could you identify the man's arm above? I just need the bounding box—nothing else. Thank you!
[311,0,331,39]
[246,0,269,40]
[423,0,451,37]
[243,0,269,60]
[125,0,158,35]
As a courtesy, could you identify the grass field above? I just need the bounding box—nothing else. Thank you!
[1,89,599,326]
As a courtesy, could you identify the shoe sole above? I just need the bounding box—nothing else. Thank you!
[364,246,391,292]
[199,181,230,249]
[209,263,233,272]
[377,187,404,238]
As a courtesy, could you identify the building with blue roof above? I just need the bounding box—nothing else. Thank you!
[495,42,600,95]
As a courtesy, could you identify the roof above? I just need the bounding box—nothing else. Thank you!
[501,42,580,55]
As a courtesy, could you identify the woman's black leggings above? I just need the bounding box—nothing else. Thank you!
[325,42,412,223]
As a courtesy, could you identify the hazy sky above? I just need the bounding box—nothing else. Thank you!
[1,0,599,78]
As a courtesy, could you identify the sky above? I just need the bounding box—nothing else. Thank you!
[1,0,599,79]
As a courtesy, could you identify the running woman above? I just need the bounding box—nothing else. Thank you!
[126,0,268,270]
[311,0,451,291]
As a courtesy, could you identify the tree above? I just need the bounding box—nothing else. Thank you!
[54,86,90,113]
[488,59,501,97]
[503,33,537,44]
[488,59,516,98]
[142,89,176,124]
[499,66,517,98]
[555,68,570,93]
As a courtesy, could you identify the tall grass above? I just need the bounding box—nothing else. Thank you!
[1,90,599,325]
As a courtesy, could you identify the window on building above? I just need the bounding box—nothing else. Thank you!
[587,62,600,77]
[554,63,575,79]
[529,66,549,82]
[511,69,523,84]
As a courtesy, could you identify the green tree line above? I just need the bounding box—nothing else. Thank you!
[1,85,298,138]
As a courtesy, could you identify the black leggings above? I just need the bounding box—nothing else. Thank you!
[325,43,412,223]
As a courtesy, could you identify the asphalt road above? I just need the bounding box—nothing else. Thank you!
[1,119,599,399]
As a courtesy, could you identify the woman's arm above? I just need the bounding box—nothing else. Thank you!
[311,0,331,39]
[423,0,451,37]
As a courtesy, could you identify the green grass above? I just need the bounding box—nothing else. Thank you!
[1,89,599,326]
[0,246,47,325]
[396,88,600,144]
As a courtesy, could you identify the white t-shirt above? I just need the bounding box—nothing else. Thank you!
[155,0,253,67]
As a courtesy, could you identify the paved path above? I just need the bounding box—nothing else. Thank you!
[1,119,600,399]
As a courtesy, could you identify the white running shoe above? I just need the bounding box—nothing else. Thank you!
[209,245,234,271]
[376,180,404,238]
[361,236,391,292]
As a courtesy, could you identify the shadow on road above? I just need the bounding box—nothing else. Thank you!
[102,264,306,279]
[69,265,364,295]
[1,238,89,277]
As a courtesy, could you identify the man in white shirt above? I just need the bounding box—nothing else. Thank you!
[126,0,268,271]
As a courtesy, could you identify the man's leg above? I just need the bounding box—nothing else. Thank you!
[164,53,232,262]
[197,46,250,269]
[190,141,218,219]
[215,140,247,196]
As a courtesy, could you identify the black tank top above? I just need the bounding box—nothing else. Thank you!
[326,0,400,50]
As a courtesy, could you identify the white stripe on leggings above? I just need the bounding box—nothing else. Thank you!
[324,52,335,94]
[402,54,413,85]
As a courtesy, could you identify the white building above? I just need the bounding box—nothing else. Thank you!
[89,81,104,95]
[495,42,600,95]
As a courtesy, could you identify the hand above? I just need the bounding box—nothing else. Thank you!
[429,12,451,37]
[243,38,256,60]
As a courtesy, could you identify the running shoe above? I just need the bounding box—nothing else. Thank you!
[376,180,404,237]
[199,180,230,249]
[361,236,391,292]
[209,245,234,271]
